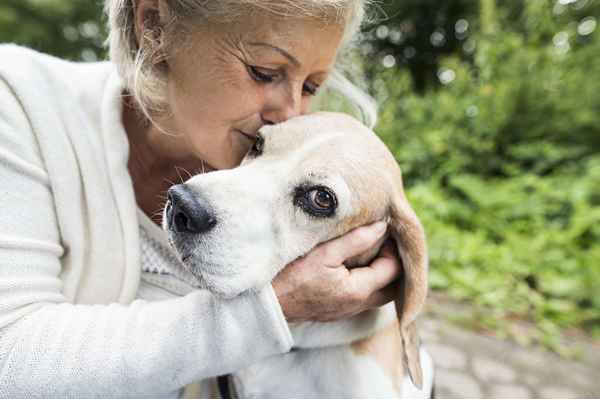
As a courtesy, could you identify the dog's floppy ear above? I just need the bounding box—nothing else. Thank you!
[388,191,428,390]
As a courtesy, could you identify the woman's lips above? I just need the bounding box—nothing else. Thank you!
[236,129,257,142]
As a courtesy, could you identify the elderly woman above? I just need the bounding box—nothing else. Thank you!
[0,0,415,398]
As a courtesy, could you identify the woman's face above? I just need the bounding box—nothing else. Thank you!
[162,15,344,170]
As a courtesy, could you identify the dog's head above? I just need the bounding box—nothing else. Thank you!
[163,112,427,387]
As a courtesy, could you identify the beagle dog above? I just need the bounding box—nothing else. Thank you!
[163,112,434,399]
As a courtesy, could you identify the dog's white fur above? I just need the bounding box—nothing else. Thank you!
[163,112,433,398]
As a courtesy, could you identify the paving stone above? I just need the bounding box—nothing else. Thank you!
[523,373,542,387]
[489,384,532,399]
[579,391,600,399]
[436,369,483,399]
[581,390,600,399]
[435,387,462,399]
[472,356,517,383]
[419,309,600,399]
[510,348,549,370]
[421,318,441,334]
[540,386,579,399]
[421,328,439,344]
[572,373,595,391]
[434,387,462,399]
[428,343,468,370]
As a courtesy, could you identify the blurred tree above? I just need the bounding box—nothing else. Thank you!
[363,0,479,92]
[0,0,106,61]
[364,0,600,92]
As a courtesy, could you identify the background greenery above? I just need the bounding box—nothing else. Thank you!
[1,0,598,353]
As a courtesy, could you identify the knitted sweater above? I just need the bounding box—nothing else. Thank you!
[0,44,293,399]
[136,209,217,399]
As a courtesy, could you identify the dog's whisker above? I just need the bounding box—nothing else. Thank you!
[151,208,165,217]
[179,166,193,180]
[163,178,177,187]
[152,204,166,213]
[174,166,186,184]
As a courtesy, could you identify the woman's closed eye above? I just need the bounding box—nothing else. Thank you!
[247,65,320,97]
[302,81,319,96]
[247,65,280,83]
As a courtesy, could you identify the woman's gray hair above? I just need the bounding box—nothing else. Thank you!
[104,0,377,128]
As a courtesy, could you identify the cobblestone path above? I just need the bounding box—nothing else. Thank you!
[421,314,600,399]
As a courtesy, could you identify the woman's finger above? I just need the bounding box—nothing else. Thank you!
[316,221,387,266]
[349,250,403,292]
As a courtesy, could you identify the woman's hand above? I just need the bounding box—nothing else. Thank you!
[272,221,402,323]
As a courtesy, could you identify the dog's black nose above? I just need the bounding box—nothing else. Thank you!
[166,184,217,234]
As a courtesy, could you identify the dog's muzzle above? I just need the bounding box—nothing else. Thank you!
[166,184,217,234]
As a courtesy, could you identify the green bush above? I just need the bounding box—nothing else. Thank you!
[371,2,600,350]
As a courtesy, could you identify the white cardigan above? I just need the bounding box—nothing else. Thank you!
[0,44,293,398]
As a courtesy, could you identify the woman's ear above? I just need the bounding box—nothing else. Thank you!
[388,192,428,389]
[133,0,171,61]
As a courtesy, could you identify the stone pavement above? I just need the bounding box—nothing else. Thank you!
[420,302,600,399]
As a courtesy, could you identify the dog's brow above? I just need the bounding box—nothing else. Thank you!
[247,42,300,67]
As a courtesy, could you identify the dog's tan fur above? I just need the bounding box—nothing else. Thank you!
[351,319,404,394]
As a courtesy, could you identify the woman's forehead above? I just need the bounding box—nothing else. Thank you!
[212,12,334,40]
[226,16,344,68]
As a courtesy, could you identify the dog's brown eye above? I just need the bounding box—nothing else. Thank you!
[294,185,337,218]
[310,189,334,210]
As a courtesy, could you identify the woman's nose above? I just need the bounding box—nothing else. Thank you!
[261,85,303,124]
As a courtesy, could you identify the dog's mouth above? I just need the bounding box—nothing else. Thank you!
[167,234,198,266]
[168,235,233,275]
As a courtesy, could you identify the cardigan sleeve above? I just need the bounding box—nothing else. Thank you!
[0,78,293,398]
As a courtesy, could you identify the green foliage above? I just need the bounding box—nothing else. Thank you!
[372,0,600,349]
[0,0,106,61]
[363,0,479,92]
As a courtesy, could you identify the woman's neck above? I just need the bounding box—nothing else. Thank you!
[121,97,210,224]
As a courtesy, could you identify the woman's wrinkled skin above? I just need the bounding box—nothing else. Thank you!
[124,0,402,322]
